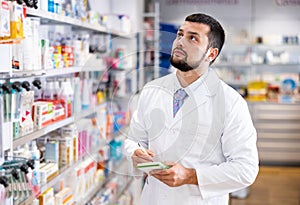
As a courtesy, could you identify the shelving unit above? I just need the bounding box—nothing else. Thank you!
[0,1,142,204]
[79,158,128,205]
[116,178,134,199]
[26,8,135,38]
[13,103,106,149]
[18,125,128,205]
[13,117,74,149]
[142,1,160,85]
[20,157,128,205]
[248,102,300,165]
[217,38,300,166]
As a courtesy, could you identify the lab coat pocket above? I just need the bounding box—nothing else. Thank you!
[189,122,211,157]
[195,122,224,163]
[153,123,198,162]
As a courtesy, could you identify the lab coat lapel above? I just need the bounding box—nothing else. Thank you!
[172,69,220,126]
[160,69,222,162]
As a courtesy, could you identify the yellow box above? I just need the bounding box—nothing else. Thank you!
[39,188,55,205]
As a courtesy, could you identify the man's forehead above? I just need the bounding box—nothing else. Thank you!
[179,21,210,34]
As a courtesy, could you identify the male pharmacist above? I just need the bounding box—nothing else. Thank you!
[125,13,259,205]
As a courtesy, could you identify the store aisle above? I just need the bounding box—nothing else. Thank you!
[230,166,300,205]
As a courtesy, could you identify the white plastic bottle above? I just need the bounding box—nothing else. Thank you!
[81,77,90,110]
[23,143,31,159]
[73,77,82,113]
[30,141,40,184]
[59,79,74,117]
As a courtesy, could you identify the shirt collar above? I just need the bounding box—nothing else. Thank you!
[173,68,210,96]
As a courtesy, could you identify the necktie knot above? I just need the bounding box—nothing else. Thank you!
[174,89,188,101]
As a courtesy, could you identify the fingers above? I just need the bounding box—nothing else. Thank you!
[132,155,152,164]
[149,162,174,175]
[164,162,175,167]
[146,149,155,157]
[132,149,154,165]
[151,173,175,187]
[150,169,169,175]
[134,149,153,160]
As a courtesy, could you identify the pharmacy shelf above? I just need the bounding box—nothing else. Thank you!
[0,70,45,80]
[19,195,34,205]
[74,103,107,121]
[225,80,248,86]
[214,62,252,67]
[214,62,300,68]
[117,177,134,199]
[19,129,128,205]
[143,12,159,18]
[80,158,128,205]
[13,117,74,149]
[13,103,106,149]
[252,63,300,67]
[107,126,129,144]
[226,80,300,88]
[19,158,127,205]
[44,66,105,77]
[19,159,84,205]
[26,8,135,38]
[1,66,106,80]
[26,8,105,32]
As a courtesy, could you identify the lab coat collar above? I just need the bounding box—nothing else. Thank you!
[203,68,221,97]
[173,68,220,97]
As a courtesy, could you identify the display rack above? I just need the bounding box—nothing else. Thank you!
[13,117,74,149]
[0,3,140,204]
[13,102,106,149]
[216,40,300,166]
[18,126,128,205]
[216,41,300,88]
[79,158,128,205]
[142,1,160,85]
[248,102,300,165]
[26,8,135,38]
[117,178,134,199]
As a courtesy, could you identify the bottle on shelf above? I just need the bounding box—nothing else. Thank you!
[81,77,90,110]
[43,81,54,100]
[32,79,42,101]
[59,79,74,118]
[30,140,40,184]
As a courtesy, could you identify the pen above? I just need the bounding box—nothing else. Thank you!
[138,142,154,162]
[138,142,146,152]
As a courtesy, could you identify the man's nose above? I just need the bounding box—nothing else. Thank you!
[176,36,185,47]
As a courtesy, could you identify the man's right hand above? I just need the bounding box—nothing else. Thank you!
[132,149,155,167]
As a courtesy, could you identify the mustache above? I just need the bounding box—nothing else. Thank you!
[173,47,187,56]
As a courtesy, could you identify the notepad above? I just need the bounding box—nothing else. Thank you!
[136,162,170,173]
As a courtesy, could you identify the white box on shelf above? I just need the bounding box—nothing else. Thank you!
[0,44,12,73]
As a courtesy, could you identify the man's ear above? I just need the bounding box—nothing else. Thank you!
[206,48,219,62]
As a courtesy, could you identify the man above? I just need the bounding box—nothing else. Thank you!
[125,13,259,205]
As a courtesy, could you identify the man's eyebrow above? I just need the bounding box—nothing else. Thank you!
[177,29,201,37]
[187,31,201,37]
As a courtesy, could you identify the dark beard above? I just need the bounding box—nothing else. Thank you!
[170,56,195,72]
[170,46,209,72]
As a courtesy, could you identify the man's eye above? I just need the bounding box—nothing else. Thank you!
[177,33,183,38]
[190,36,197,41]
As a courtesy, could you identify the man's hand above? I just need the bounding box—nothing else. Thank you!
[150,162,198,187]
[132,149,155,167]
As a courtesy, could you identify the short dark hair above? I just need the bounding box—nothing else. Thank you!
[185,13,225,65]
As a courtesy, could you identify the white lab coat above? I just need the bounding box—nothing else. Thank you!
[125,69,259,205]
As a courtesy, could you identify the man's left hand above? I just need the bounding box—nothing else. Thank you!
[150,162,198,187]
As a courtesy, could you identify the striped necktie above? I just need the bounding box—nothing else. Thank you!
[173,88,188,117]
